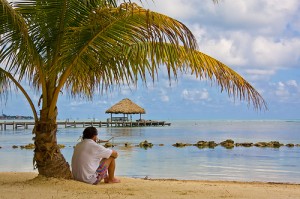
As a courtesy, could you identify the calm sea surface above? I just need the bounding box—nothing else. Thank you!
[0,120,300,183]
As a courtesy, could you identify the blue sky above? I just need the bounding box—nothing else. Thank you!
[1,0,300,121]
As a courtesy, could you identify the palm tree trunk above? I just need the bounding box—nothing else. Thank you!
[33,107,72,179]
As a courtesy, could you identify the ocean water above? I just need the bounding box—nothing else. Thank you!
[0,120,300,183]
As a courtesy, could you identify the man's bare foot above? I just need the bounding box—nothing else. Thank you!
[104,177,120,183]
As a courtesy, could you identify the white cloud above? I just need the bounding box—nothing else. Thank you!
[141,0,199,20]
[181,88,210,103]
[69,101,88,106]
[245,69,276,76]
[133,1,300,111]
[161,95,169,102]
[158,88,170,102]
[94,100,108,105]
[275,82,289,98]
[120,87,132,96]
[245,69,276,81]
[252,37,300,69]
[211,0,299,34]
[143,0,299,33]
[142,0,300,79]
[194,28,300,72]
[200,35,248,66]
[273,80,300,103]
[286,80,298,87]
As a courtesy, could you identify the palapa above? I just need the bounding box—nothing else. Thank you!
[105,98,145,114]
[105,98,145,122]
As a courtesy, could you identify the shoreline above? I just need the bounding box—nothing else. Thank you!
[1,172,300,199]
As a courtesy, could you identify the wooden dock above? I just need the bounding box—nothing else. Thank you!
[0,120,171,130]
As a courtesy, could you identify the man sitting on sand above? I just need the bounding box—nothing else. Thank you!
[72,126,120,184]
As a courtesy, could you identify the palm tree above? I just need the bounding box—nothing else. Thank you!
[0,0,266,179]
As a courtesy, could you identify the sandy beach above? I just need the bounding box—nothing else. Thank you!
[0,172,299,199]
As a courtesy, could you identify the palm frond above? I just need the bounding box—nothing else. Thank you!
[0,0,42,85]
[54,3,186,95]
[60,3,266,110]
[0,67,38,120]
[0,67,11,101]
[57,2,197,86]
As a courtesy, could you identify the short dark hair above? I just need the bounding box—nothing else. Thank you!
[82,127,98,139]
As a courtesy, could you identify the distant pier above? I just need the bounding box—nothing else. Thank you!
[0,120,171,130]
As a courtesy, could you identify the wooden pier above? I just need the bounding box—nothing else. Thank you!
[0,120,171,130]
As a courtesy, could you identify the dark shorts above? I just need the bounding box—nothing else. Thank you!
[93,160,108,185]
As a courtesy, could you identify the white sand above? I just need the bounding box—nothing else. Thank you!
[0,172,300,199]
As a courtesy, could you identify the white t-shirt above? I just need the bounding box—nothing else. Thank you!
[71,139,112,184]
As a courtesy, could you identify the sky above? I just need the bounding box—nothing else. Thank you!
[1,0,300,121]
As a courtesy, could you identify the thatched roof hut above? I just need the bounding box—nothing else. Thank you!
[105,98,145,121]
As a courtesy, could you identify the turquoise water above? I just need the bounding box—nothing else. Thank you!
[0,120,300,183]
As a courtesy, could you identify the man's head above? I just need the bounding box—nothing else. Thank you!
[82,126,98,140]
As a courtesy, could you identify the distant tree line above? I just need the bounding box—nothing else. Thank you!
[0,114,33,120]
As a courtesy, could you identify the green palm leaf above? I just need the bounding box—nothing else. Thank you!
[58,3,266,109]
